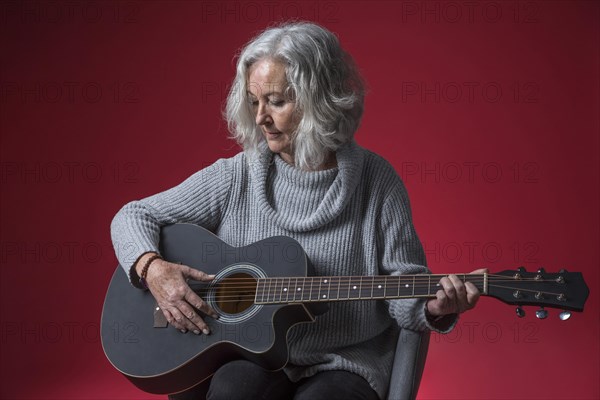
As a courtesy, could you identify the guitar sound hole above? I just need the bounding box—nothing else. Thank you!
[215,273,256,315]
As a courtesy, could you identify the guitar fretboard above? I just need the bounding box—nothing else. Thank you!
[254,274,487,304]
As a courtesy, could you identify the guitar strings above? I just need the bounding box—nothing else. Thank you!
[192,278,562,287]
[186,273,569,303]
[189,273,561,283]
[188,285,570,302]
[194,290,565,303]
[189,276,565,291]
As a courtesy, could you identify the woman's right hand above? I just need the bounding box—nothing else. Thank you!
[135,253,219,335]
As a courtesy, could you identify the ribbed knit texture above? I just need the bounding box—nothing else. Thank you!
[110,141,456,399]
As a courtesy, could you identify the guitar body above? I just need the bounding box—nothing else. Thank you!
[101,224,321,394]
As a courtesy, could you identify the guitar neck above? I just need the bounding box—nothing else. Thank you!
[254,274,487,304]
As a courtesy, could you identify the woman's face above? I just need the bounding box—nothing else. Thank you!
[247,59,299,165]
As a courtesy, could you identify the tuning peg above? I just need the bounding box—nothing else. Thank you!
[559,310,571,321]
[535,307,548,319]
[518,266,526,273]
[559,268,568,273]
[515,306,526,318]
[537,267,546,273]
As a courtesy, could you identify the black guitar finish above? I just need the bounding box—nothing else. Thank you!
[101,224,321,394]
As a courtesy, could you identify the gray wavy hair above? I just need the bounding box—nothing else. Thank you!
[224,21,365,170]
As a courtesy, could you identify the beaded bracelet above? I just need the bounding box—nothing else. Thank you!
[139,254,163,289]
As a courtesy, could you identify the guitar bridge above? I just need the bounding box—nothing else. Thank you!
[154,304,168,328]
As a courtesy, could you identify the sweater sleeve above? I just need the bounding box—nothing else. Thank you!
[377,176,458,333]
[110,157,234,285]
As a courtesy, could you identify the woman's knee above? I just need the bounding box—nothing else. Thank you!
[294,370,379,400]
[207,360,293,400]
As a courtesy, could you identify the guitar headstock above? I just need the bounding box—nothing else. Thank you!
[486,268,589,317]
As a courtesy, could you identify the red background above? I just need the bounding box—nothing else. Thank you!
[1,1,598,399]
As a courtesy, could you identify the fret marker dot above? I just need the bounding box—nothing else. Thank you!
[436,283,440,287]
[353,285,357,290]
[405,284,410,288]
[297,288,301,291]
[283,288,288,292]
[377,285,382,289]
[322,295,327,298]
[324,279,328,283]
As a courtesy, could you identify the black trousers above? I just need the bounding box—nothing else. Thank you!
[169,359,380,400]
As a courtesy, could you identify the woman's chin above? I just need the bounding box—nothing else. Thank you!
[266,143,289,154]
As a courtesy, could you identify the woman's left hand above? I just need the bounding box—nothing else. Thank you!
[425,268,488,317]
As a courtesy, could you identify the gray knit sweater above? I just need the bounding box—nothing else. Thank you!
[110,141,456,399]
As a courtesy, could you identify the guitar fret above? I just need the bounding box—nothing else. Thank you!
[264,279,269,303]
[317,278,323,301]
[338,277,348,300]
[298,278,306,301]
[317,277,322,300]
[359,276,364,299]
[268,278,274,303]
[292,277,298,303]
[282,278,290,303]
[348,277,360,299]
[256,279,261,304]
[256,279,264,304]
[349,277,355,299]
[305,277,310,301]
[302,278,312,300]
[383,275,388,298]
[278,278,284,303]
[329,277,337,301]
[274,278,280,302]
[277,278,282,303]
[315,277,327,301]
[372,276,386,298]
[483,272,488,294]
[310,277,316,300]
[316,277,323,301]
[271,278,279,303]
[428,275,431,297]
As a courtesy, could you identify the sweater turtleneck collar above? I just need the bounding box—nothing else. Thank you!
[248,140,365,232]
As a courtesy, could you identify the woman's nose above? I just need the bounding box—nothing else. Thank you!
[255,102,270,126]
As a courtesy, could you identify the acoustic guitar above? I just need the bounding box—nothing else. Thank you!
[101,223,589,394]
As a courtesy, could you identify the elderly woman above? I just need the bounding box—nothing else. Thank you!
[111,22,482,400]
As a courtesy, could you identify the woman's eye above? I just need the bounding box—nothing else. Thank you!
[247,98,284,107]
